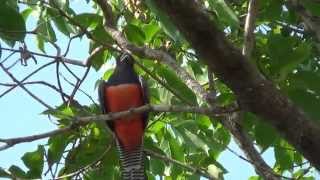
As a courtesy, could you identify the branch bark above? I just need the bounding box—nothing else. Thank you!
[153,0,320,170]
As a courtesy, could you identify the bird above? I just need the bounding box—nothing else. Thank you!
[98,53,148,180]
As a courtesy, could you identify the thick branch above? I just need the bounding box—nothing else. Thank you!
[154,0,320,169]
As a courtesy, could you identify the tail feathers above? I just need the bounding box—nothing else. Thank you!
[117,141,147,180]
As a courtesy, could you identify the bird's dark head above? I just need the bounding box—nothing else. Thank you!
[116,53,134,68]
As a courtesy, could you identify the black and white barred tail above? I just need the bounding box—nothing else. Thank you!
[116,141,147,180]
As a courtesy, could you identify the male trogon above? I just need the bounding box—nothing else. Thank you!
[98,53,148,180]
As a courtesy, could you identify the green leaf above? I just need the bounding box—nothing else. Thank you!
[301,0,320,16]
[21,145,45,178]
[286,88,320,121]
[42,103,74,120]
[188,60,203,76]
[207,0,239,28]
[37,16,57,42]
[248,176,262,180]
[47,8,74,36]
[103,68,115,80]
[8,165,27,178]
[150,158,165,175]
[47,133,70,167]
[143,21,160,43]
[254,119,278,151]
[63,129,109,174]
[90,49,110,71]
[278,42,311,81]
[37,35,45,53]
[0,3,26,46]
[145,0,185,44]
[124,24,146,46]
[260,0,282,21]
[274,140,294,171]
[157,66,198,105]
[184,129,209,153]
[21,8,33,20]
[91,25,113,45]
[288,71,320,95]
[0,168,11,178]
[73,13,102,29]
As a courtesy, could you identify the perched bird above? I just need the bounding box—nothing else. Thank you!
[98,53,148,180]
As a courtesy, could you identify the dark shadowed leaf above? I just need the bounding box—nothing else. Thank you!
[145,0,185,44]
[0,168,11,178]
[8,165,27,178]
[207,0,239,28]
[0,3,26,46]
[47,133,70,167]
[157,66,197,105]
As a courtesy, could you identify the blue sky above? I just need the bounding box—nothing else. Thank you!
[0,1,283,179]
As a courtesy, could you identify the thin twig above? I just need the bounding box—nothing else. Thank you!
[0,63,54,110]
[1,47,86,67]
[68,66,91,106]
[59,73,97,106]
[0,61,55,98]
[56,61,67,103]
[0,81,70,99]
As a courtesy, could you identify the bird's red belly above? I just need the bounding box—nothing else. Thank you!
[105,84,144,151]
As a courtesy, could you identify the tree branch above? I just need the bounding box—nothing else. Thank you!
[242,0,259,58]
[0,63,54,110]
[1,47,86,67]
[0,104,236,151]
[153,0,320,170]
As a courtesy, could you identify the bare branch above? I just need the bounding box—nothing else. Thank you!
[0,63,54,110]
[0,60,55,98]
[0,81,70,99]
[68,66,91,106]
[56,61,67,103]
[1,47,86,67]
[59,73,97,106]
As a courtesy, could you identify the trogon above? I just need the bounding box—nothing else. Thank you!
[98,53,148,180]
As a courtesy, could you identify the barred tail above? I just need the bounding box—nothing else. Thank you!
[116,141,147,180]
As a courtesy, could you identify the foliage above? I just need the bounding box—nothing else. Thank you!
[0,0,319,179]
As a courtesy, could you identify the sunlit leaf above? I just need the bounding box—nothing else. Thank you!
[21,145,45,178]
